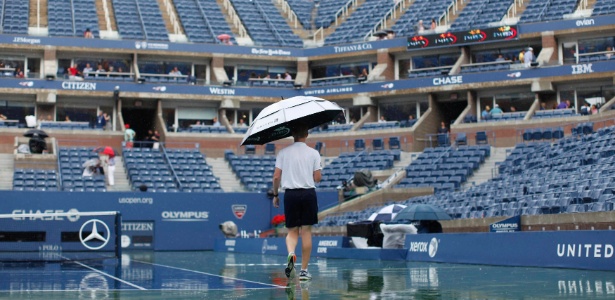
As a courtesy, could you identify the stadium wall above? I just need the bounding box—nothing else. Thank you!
[0,190,338,250]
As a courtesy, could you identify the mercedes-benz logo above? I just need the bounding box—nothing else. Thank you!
[79,219,111,250]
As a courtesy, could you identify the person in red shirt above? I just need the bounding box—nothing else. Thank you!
[68,64,83,81]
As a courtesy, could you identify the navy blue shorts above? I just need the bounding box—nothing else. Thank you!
[284,188,318,228]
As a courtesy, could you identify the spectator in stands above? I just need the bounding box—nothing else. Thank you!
[169,67,182,76]
[430,19,436,30]
[580,102,590,115]
[490,104,503,115]
[405,115,415,127]
[378,115,386,123]
[495,54,506,62]
[152,130,160,146]
[213,117,221,127]
[107,65,115,77]
[510,106,517,112]
[557,100,569,109]
[417,20,425,34]
[524,47,534,68]
[276,74,282,80]
[68,64,83,81]
[358,68,368,81]
[540,102,547,110]
[437,121,448,134]
[103,113,111,130]
[591,104,598,115]
[237,119,247,127]
[124,124,136,142]
[84,28,94,38]
[386,29,395,39]
[481,105,491,120]
[82,63,93,78]
[117,67,125,78]
[96,111,106,129]
[284,72,292,80]
[95,64,105,77]
[0,113,6,120]
[14,67,24,78]
[64,115,71,122]
[272,123,322,281]
[263,74,270,84]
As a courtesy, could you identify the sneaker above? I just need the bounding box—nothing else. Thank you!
[299,270,312,281]
[285,252,296,278]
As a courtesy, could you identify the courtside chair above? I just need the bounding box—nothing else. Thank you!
[372,138,384,151]
[389,136,401,150]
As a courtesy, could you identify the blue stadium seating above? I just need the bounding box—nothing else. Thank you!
[318,150,398,190]
[229,0,302,47]
[179,125,229,134]
[285,0,315,29]
[165,148,222,192]
[310,123,353,134]
[40,122,93,131]
[482,112,525,122]
[226,152,275,192]
[174,0,236,44]
[112,0,168,41]
[519,0,578,23]
[13,169,58,191]
[2,0,29,34]
[58,147,106,192]
[360,121,400,131]
[593,0,615,16]
[450,0,514,31]
[324,0,396,45]
[391,0,451,38]
[48,0,100,38]
[314,0,353,29]
[533,109,577,119]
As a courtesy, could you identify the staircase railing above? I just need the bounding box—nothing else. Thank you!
[275,0,298,29]
[506,0,524,19]
[222,0,248,37]
[363,0,410,41]
[162,0,181,34]
[134,0,148,39]
[194,0,217,42]
[254,0,286,46]
[312,0,357,44]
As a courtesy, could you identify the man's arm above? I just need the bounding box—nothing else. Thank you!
[313,169,322,183]
[272,167,282,208]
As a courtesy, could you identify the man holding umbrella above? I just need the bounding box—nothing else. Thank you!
[272,123,322,281]
[241,95,343,281]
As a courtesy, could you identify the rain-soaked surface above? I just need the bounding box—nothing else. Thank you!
[1,251,613,299]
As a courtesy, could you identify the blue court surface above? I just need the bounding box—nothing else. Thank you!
[0,251,613,299]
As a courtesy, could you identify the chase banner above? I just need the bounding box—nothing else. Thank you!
[407,25,518,50]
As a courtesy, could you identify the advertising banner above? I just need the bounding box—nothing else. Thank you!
[490,215,521,232]
[407,26,518,50]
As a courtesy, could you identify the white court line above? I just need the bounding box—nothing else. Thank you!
[69,260,147,291]
[132,260,286,288]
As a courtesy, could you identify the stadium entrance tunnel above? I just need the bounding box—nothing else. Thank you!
[122,107,157,141]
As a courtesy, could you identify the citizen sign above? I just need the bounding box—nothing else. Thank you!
[61,81,97,91]
[433,76,463,86]
[161,211,209,221]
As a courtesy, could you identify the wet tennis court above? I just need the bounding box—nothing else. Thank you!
[0,251,613,299]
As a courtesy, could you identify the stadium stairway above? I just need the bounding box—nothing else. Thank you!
[461,147,509,190]
[108,156,131,191]
[0,154,14,190]
[206,157,246,192]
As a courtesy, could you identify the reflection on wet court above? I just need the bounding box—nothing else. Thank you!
[0,251,613,299]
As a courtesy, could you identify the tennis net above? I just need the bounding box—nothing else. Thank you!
[0,210,121,262]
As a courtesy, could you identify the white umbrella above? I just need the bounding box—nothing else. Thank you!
[241,96,344,145]
[367,204,407,222]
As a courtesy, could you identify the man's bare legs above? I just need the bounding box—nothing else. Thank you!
[300,226,312,270]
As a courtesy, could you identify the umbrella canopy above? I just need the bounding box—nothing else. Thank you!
[373,30,388,37]
[217,34,231,40]
[241,96,344,145]
[393,204,452,222]
[24,129,48,139]
[367,204,407,222]
[82,158,100,168]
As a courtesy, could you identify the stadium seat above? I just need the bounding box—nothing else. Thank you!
[475,132,488,145]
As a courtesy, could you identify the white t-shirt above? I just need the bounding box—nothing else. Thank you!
[275,142,321,189]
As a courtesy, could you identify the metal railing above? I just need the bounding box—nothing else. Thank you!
[162,0,182,35]
[276,0,299,29]
[222,0,248,37]
[312,0,357,44]
[363,0,409,41]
